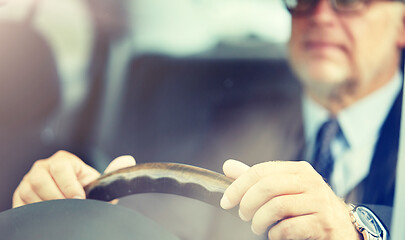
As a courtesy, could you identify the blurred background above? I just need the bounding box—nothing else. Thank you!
[0,0,302,238]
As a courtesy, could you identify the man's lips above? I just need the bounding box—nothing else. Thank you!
[304,41,345,52]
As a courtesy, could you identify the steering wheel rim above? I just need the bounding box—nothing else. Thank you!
[84,162,236,215]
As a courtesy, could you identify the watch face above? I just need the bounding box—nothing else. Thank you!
[356,206,382,236]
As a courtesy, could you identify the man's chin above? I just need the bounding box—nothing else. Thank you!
[296,64,349,86]
[298,67,350,102]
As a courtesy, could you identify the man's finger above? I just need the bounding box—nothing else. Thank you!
[15,181,43,205]
[49,160,87,199]
[104,155,136,173]
[251,193,317,235]
[221,161,273,209]
[50,150,101,196]
[12,192,26,208]
[267,214,322,240]
[28,166,66,200]
[238,173,308,221]
[221,161,316,210]
[77,164,102,187]
[223,159,250,179]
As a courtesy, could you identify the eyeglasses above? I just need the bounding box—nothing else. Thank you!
[283,0,404,15]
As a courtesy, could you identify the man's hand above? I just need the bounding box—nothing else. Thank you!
[220,159,361,240]
[12,150,136,208]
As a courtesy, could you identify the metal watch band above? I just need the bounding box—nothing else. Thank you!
[348,204,386,240]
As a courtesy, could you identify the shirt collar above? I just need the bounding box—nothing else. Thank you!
[302,93,329,144]
[303,72,402,148]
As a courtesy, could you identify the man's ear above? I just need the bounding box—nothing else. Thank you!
[397,8,405,48]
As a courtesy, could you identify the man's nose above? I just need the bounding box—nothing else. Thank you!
[310,0,337,22]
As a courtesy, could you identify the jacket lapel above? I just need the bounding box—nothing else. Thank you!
[358,90,403,206]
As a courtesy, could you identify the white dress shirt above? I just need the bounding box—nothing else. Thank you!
[302,72,402,197]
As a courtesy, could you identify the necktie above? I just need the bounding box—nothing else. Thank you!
[312,118,340,184]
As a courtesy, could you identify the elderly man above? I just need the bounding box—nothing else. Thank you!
[12,0,405,239]
[219,0,405,239]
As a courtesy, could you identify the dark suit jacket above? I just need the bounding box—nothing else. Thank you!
[201,88,401,238]
[205,88,402,208]
[359,90,402,207]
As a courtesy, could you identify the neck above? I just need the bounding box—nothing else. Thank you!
[307,69,399,115]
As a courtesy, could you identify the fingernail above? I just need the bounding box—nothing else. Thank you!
[251,225,260,235]
[73,195,85,199]
[220,196,232,209]
[239,209,249,222]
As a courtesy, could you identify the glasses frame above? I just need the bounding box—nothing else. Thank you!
[283,0,405,16]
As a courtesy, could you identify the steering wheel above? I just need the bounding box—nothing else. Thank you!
[84,162,237,216]
[0,163,249,240]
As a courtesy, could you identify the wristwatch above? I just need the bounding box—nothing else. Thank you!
[348,204,387,240]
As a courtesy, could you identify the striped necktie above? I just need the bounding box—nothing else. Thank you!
[312,118,340,184]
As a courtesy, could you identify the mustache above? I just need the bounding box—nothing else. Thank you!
[302,31,342,42]
[299,31,349,50]
[297,24,348,42]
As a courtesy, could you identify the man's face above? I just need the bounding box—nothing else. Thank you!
[288,0,405,101]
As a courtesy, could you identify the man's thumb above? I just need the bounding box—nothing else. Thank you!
[104,155,136,173]
[223,159,250,179]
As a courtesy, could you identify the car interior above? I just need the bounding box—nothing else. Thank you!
[1,0,405,239]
